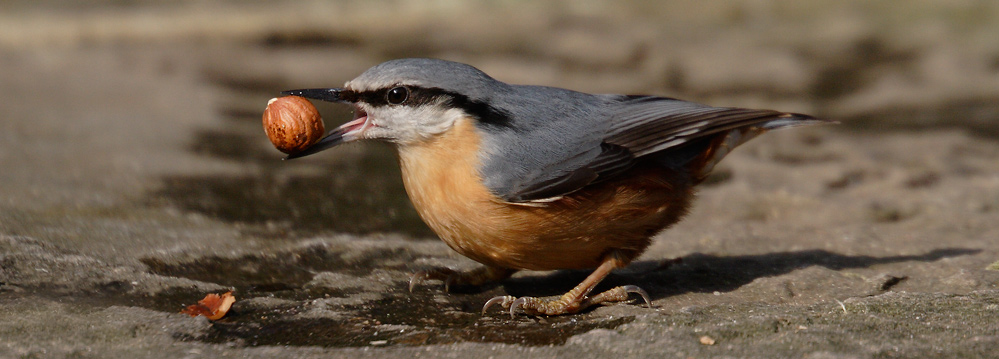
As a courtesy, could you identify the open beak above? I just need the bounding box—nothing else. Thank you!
[281,88,368,160]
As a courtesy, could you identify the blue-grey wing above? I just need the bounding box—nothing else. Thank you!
[493,142,635,202]
[482,94,818,203]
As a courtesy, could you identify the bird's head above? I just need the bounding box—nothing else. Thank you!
[283,58,511,159]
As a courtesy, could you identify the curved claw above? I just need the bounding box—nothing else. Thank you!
[510,297,529,318]
[622,285,652,308]
[408,271,430,293]
[409,268,460,293]
[443,274,456,293]
[482,295,515,315]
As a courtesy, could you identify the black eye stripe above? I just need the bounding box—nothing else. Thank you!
[338,86,513,128]
[340,87,452,107]
[334,90,378,105]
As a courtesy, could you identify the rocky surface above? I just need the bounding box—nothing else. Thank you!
[2,1,998,358]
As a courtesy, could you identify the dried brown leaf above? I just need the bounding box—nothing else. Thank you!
[181,291,235,320]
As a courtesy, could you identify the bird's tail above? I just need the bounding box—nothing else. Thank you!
[691,113,833,181]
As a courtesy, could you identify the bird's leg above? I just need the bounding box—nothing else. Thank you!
[410,265,516,293]
[483,251,651,317]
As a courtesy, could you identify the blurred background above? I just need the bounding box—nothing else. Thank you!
[3,0,999,354]
[4,0,996,238]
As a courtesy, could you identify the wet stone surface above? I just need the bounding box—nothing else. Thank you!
[192,294,634,347]
[139,243,640,347]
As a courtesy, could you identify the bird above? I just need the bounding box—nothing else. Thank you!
[281,58,827,317]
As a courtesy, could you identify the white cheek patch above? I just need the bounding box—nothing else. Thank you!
[369,105,466,144]
[419,107,466,138]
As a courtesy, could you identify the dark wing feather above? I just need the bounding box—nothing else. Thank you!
[503,143,634,202]
[604,97,788,156]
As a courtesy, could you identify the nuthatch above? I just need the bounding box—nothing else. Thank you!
[283,58,826,316]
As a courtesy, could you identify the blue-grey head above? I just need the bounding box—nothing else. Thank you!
[283,58,517,158]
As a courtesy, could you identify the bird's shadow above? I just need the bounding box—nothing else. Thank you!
[488,247,981,300]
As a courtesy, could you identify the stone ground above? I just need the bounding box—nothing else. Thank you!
[2,1,999,358]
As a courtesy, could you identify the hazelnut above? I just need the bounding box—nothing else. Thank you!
[262,96,325,154]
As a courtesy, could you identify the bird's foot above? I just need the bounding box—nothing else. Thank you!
[482,285,651,317]
[409,266,515,293]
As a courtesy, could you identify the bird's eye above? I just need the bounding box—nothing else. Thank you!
[386,86,409,105]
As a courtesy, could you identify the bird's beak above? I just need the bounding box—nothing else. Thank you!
[280,88,368,160]
[282,88,345,103]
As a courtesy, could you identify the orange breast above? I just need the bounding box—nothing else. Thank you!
[398,118,695,271]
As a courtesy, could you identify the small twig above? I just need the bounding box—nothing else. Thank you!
[834,298,848,314]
